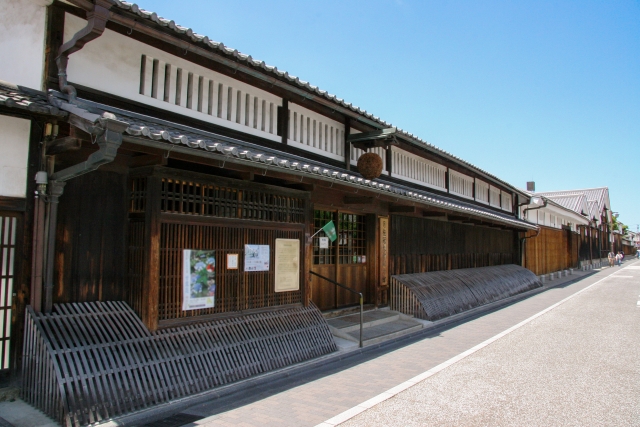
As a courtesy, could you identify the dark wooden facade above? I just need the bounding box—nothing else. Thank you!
[389,215,518,278]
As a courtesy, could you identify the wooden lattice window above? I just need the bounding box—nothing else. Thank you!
[0,213,18,371]
[156,177,306,224]
[313,210,335,265]
[339,213,366,264]
[129,177,146,213]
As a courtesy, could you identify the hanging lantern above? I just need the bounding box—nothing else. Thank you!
[357,152,383,180]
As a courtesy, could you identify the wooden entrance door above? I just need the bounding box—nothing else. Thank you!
[311,210,369,310]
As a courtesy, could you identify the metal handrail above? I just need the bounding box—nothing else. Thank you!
[309,270,364,348]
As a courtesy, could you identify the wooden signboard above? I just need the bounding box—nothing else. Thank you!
[379,216,389,288]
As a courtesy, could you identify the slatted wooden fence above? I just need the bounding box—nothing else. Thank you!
[524,226,579,275]
[22,301,336,427]
[390,264,541,321]
[389,215,518,276]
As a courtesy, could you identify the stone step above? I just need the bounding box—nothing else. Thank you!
[347,318,424,347]
[321,304,376,320]
[326,308,424,348]
[326,309,401,333]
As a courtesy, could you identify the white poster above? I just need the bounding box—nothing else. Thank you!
[182,249,215,311]
[319,237,329,249]
[227,253,239,270]
[244,244,270,271]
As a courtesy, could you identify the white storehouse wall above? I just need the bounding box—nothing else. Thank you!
[0,0,50,90]
[0,116,31,198]
[64,14,282,143]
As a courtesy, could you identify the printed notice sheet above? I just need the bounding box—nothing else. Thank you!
[244,244,270,271]
[274,239,300,292]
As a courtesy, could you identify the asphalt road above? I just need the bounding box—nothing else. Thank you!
[336,261,640,427]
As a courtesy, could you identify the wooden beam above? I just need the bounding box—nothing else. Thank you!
[422,211,447,218]
[45,136,81,155]
[129,154,167,168]
[283,183,315,192]
[0,196,26,212]
[344,196,373,205]
[448,215,469,222]
[389,205,416,213]
[347,127,397,142]
[351,137,398,151]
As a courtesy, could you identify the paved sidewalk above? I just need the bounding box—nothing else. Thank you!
[179,267,609,427]
[336,260,640,426]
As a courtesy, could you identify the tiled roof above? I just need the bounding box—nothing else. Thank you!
[0,80,67,117]
[542,194,588,215]
[586,200,600,222]
[538,187,610,216]
[45,89,537,231]
[105,1,528,197]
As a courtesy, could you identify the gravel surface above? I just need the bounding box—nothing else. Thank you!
[340,264,640,427]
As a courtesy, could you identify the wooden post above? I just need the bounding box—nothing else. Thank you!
[344,118,351,171]
[280,98,289,145]
[142,175,161,331]
[377,216,389,306]
[303,200,313,307]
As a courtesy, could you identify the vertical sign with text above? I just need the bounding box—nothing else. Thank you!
[379,216,389,288]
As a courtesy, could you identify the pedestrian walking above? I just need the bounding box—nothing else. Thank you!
[608,251,615,267]
[615,252,622,266]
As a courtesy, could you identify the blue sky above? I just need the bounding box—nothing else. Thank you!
[147,0,639,230]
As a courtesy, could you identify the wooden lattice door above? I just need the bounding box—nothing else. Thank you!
[311,210,368,310]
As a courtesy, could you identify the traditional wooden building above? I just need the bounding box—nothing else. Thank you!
[522,187,614,275]
[1,0,542,423]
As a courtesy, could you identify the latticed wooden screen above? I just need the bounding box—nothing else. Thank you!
[126,220,145,316]
[313,211,367,265]
[129,177,146,213]
[338,213,366,264]
[158,222,304,321]
[0,212,18,371]
[127,168,309,324]
[313,210,335,265]
[159,177,306,223]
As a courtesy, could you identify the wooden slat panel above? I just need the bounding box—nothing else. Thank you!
[389,215,517,276]
[524,226,579,275]
[22,301,336,427]
[390,265,541,321]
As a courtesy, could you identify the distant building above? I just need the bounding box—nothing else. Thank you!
[520,186,613,274]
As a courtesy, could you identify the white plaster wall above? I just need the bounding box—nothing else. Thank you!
[63,14,281,142]
[0,116,31,198]
[0,0,51,89]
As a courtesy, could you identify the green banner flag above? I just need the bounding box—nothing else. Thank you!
[322,220,337,242]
